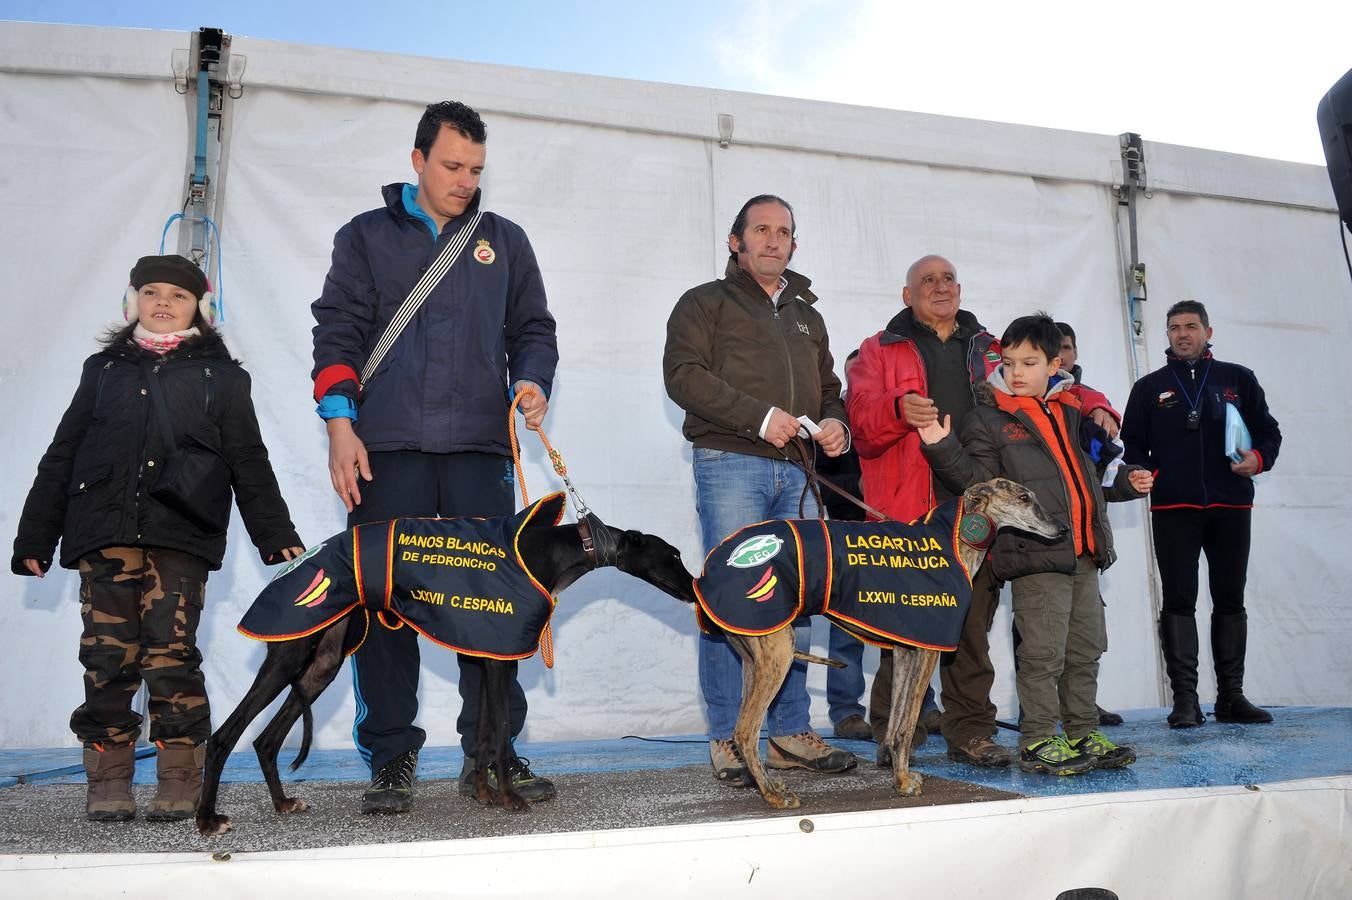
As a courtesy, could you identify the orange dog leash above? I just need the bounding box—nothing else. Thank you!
[508,388,596,669]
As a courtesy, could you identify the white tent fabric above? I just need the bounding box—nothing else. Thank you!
[1,22,1348,751]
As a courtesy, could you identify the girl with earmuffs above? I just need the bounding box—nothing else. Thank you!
[12,254,303,823]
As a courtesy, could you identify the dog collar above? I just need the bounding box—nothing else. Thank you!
[578,512,618,569]
[958,512,995,550]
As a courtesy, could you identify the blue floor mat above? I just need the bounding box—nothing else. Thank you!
[5,706,1347,800]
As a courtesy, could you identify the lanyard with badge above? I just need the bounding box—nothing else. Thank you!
[1170,360,1211,431]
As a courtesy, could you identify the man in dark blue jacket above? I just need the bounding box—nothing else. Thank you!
[311,100,558,814]
[1122,300,1281,730]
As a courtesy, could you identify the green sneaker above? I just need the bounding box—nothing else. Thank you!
[1071,730,1137,769]
[1019,735,1096,776]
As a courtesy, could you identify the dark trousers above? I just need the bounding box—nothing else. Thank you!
[938,564,1003,747]
[1151,507,1251,618]
[348,450,523,773]
[71,546,210,748]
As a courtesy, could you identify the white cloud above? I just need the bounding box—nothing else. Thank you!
[715,0,1352,164]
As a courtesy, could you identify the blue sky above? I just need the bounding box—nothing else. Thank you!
[3,0,1349,165]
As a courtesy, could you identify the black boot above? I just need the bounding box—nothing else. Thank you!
[1211,612,1273,724]
[1159,613,1204,728]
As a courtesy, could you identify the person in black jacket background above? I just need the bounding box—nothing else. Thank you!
[1122,300,1282,728]
[13,254,302,822]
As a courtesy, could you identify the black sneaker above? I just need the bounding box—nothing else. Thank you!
[459,754,557,803]
[361,748,418,814]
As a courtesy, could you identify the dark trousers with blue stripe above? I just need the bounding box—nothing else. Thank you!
[349,450,527,774]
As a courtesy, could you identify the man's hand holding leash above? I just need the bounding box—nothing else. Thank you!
[813,418,848,457]
[513,381,549,429]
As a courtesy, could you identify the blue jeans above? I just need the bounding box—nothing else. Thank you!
[694,448,818,740]
[831,631,939,726]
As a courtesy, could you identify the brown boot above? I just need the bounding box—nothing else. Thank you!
[83,744,136,822]
[145,743,205,821]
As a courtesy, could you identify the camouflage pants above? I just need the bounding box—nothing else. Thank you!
[70,547,211,748]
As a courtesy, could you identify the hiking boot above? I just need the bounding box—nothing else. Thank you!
[1020,736,1096,775]
[833,714,873,741]
[362,748,418,814]
[458,755,557,802]
[1096,706,1125,727]
[766,732,857,773]
[946,735,1012,768]
[145,743,206,821]
[920,707,943,735]
[1070,730,1137,769]
[83,744,136,822]
[1214,693,1273,724]
[707,739,751,786]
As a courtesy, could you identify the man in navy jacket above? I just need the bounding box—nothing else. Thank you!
[1122,300,1281,729]
[311,100,558,813]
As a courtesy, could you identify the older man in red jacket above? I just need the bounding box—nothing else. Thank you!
[846,255,1009,767]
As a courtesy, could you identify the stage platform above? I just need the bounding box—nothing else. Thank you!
[2,707,1349,898]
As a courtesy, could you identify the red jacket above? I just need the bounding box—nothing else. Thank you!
[1063,364,1120,425]
[847,309,998,522]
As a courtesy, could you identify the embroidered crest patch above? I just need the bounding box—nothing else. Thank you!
[727,534,785,568]
[958,513,994,550]
[474,239,496,265]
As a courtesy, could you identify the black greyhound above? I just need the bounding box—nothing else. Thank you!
[196,505,697,837]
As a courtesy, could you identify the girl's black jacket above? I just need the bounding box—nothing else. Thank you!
[12,330,301,573]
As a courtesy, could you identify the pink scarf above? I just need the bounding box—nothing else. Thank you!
[133,324,200,355]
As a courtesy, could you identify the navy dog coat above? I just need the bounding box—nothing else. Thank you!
[238,493,566,660]
[695,498,974,651]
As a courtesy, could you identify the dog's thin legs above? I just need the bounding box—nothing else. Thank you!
[469,660,528,812]
[196,637,319,837]
[485,660,528,811]
[471,665,497,805]
[252,624,349,815]
[881,646,940,796]
[728,629,799,809]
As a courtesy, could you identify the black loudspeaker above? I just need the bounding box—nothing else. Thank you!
[1318,66,1352,230]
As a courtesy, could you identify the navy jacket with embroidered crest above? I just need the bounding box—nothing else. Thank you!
[238,494,565,660]
[695,499,973,651]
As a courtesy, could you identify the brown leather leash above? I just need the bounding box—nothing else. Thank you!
[778,436,892,522]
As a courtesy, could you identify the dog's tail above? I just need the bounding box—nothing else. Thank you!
[794,650,846,668]
[287,685,316,773]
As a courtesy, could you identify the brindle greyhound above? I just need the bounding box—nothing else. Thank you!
[697,478,1066,809]
[196,514,698,837]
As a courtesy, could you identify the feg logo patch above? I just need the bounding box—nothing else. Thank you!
[727,534,784,569]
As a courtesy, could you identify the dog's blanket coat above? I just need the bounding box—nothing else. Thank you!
[695,498,974,651]
[238,494,566,660]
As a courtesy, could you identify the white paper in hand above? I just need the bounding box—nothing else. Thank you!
[796,415,822,439]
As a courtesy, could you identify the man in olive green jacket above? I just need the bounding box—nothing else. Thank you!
[664,194,854,786]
